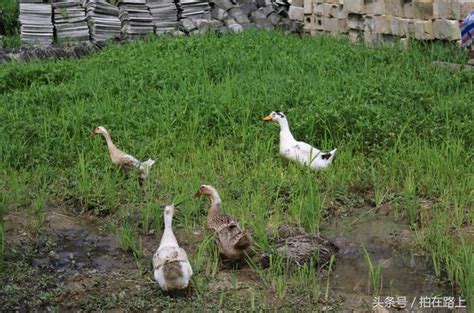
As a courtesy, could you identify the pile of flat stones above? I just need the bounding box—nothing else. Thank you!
[189,0,303,35]
[53,0,90,43]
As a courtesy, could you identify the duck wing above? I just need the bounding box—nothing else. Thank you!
[118,153,141,169]
[153,246,189,270]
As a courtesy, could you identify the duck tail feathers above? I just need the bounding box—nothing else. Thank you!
[235,232,252,250]
[139,159,155,180]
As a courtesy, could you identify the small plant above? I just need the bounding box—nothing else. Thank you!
[403,173,418,227]
[117,221,143,260]
[363,247,382,295]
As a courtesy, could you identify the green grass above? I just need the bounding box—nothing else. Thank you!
[0,0,19,48]
[0,31,473,310]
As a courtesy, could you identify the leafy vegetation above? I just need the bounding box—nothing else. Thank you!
[0,31,473,310]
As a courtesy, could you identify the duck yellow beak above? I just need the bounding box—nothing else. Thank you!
[263,115,272,122]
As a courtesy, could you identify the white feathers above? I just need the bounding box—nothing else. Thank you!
[153,204,193,291]
[264,111,337,169]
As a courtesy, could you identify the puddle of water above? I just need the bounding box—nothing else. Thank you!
[321,210,454,299]
[31,211,134,275]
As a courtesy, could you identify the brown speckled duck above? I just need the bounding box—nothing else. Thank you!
[91,126,155,184]
[193,184,252,260]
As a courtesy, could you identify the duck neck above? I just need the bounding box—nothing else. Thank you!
[161,212,177,246]
[207,189,222,218]
[164,212,173,230]
[101,130,118,153]
[278,118,295,142]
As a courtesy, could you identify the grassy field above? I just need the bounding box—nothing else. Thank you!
[0,31,473,311]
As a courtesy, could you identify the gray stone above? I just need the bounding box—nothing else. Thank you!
[268,12,281,25]
[211,7,228,20]
[223,15,237,26]
[180,18,197,32]
[262,5,274,17]
[291,0,303,7]
[256,0,266,8]
[249,9,266,22]
[240,2,258,16]
[211,0,235,11]
[228,7,251,24]
[288,5,303,21]
[228,23,243,33]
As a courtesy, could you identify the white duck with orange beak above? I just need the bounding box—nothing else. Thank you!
[91,126,155,183]
[263,111,337,169]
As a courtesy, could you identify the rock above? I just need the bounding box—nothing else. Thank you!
[211,0,235,11]
[268,12,282,25]
[262,5,274,17]
[228,23,243,33]
[223,15,237,26]
[211,7,227,20]
[260,233,339,268]
[433,19,461,40]
[228,7,251,24]
[249,9,266,22]
[288,5,304,21]
[240,2,258,16]
[414,19,434,40]
[180,18,197,32]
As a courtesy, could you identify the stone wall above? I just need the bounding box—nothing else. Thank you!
[303,0,474,47]
[13,0,303,47]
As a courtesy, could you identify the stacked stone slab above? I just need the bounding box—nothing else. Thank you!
[19,1,54,46]
[147,0,179,34]
[85,0,122,42]
[304,0,348,36]
[180,0,210,19]
[118,0,154,39]
[53,0,89,43]
[303,0,474,47]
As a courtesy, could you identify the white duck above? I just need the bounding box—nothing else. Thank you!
[153,204,193,291]
[91,126,155,183]
[263,111,337,169]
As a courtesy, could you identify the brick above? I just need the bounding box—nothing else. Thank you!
[349,29,361,43]
[390,17,410,36]
[458,0,474,19]
[313,3,324,16]
[323,3,338,17]
[289,6,304,21]
[365,0,375,14]
[385,0,403,16]
[363,14,375,33]
[373,0,385,15]
[374,15,391,34]
[304,0,312,14]
[414,0,434,19]
[346,0,365,14]
[433,19,461,40]
[348,13,365,30]
[323,17,348,32]
[364,31,383,46]
[414,19,434,39]
[403,1,414,18]
[292,0,304,7]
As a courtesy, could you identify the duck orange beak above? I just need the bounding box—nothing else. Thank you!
[263,115,272,122]
[91,130,97,137]
[192,191,201,199]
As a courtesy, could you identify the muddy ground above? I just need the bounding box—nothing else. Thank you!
[1,191,470,312]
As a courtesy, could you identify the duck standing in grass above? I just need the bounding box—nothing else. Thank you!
[263,111,337,169]
[153,204,193,292]
[91,126,155,184]
[193,185,252,260]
